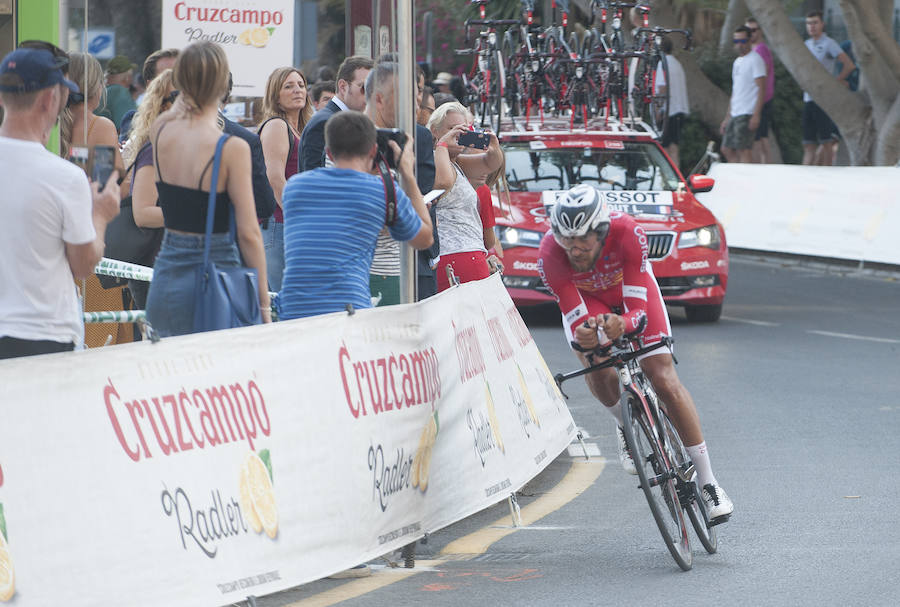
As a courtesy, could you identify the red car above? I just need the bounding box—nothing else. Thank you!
[493,120,728,322]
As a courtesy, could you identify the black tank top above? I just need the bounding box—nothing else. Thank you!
[154,124,232,234]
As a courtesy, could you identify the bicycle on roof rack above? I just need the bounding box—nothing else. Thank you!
[631,26,692,136]
[555,323,720,571]
[455,2,520,132]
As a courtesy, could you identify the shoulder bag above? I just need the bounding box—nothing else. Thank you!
[100,157,164,287]
[192,134,263,333]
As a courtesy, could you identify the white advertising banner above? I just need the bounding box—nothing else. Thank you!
[697,163,900,265]
[0,274,576,606]
[161,0,295,97]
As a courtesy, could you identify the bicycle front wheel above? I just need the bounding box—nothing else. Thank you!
[621,390,693,571]
[660,409,718,554]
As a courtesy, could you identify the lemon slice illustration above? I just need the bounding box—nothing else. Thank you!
[0,541,14,602]
[517,364,541,428]
[245,453,278,539]
[238,29,252,45]
[412,412,438,492]
[249,27,271,48]
[485,381,505,453]
[238,461,262,533]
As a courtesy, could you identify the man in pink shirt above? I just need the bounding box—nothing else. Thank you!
[746,18,774,163]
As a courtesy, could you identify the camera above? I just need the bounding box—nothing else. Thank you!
[458,129,490,150]
[375,128,409,169]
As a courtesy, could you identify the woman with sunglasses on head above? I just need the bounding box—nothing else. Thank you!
[59,53,123,174]
[144,41,270,336]
[116,68,177,309]
[257,66,313,292]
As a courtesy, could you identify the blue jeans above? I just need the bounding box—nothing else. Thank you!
[261,220,284,292]
[146,230,241,337]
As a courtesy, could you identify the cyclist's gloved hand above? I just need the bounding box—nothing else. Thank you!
[600,313,626,341]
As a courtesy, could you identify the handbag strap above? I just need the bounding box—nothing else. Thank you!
[202,134,232,266]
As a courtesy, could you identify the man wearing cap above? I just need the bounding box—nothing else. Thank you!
[96,54,137,132]
[0,47,120,359]
[432,72,452,94]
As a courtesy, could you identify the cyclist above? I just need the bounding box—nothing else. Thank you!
[537,184,733,522]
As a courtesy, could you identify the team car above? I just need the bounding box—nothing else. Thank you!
[492,120,728,322]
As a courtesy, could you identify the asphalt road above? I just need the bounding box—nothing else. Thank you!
[255,254,900,607]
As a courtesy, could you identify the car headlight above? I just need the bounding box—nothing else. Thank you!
[678,225,721,249]
[495,226,544,248]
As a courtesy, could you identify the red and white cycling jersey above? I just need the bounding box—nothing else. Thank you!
[538,211,672,350]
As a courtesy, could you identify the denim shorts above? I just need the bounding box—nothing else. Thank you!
[261,220,284,292]
[145,230,241,337]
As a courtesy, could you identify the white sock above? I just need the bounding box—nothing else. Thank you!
[605,402,624,426]
[686,441,717,488]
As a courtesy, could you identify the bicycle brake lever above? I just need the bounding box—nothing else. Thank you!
[553,373,570,399]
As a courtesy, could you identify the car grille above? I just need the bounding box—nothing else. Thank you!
[647,233,674,259]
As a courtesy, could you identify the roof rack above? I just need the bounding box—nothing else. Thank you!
[497,114,660,138]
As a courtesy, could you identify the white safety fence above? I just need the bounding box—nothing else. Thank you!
[696,163,900,266]
[0,273,577,607]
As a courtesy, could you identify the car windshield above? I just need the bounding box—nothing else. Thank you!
[503,141,681,192]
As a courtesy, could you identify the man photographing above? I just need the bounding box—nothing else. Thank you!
[278,111,433,320]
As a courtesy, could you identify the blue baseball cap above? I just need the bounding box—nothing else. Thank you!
[0,48,79,93]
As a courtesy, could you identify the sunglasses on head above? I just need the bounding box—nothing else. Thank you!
[18,40,70,72]
[163,89,180,105]
[733,39,749,44]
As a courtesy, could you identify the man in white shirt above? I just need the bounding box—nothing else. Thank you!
[0,47,119,359]
[801,10,856,166]
[654,37,689,168]
[720,26,766,164]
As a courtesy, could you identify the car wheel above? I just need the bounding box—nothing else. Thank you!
[685,304,722,323]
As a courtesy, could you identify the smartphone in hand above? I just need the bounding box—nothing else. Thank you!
[89,145,117,190]
[457,130,490,150]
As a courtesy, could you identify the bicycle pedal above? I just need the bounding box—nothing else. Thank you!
[707,513,731,527]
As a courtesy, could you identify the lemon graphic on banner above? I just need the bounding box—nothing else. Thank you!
[239,461,262,534]
[238,451,278,539]
[412,411,439,492]
[249,27,271,48]
[238,29,251,45]
[516,363,541,428]
[0,528,14,602]
[538,353,565,403]
[485,380,505,453]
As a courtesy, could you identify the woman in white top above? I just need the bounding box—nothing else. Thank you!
[427,102,503,291]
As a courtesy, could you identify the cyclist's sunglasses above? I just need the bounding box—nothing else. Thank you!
[17,40,70,75]
[554,224,610,253]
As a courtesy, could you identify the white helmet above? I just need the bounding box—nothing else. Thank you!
[549,184,610,239]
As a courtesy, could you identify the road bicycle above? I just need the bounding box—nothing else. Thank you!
[555,326,718,570]
[631,26,692,136]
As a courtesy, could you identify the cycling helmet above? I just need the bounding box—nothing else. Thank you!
[549,184,610,240]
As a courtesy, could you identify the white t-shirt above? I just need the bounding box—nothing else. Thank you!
[655,54,690,116]
[0,137,95,344]
[803,35,844,102]
[730,51,766,117]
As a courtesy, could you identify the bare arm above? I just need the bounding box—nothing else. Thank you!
[65,174,121,279]
[132,165,164,228]
[224,138,271,322]
[749,75,766,132]
[835,51,856,86]
[259,120,290,209]
[431,124,468,191]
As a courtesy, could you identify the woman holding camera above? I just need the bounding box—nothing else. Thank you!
[427,102,503,291]
[145,41,270,336]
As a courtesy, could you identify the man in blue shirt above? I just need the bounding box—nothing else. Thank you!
[279,111,434,319]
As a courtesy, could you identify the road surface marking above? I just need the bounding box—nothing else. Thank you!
[566,443,601,457]
[282,458,605,606]
[807,330,900,344]
[721,316,780,327]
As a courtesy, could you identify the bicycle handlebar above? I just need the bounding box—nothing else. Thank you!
[555,336,673,388]
[634,27,693,50]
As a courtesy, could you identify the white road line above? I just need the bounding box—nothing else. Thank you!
[807,330,900,344]
[721,316,780,327]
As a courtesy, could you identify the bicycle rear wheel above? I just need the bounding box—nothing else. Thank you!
[660,409,717,554]
[489,50,505,133]
[621,390,693,571]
